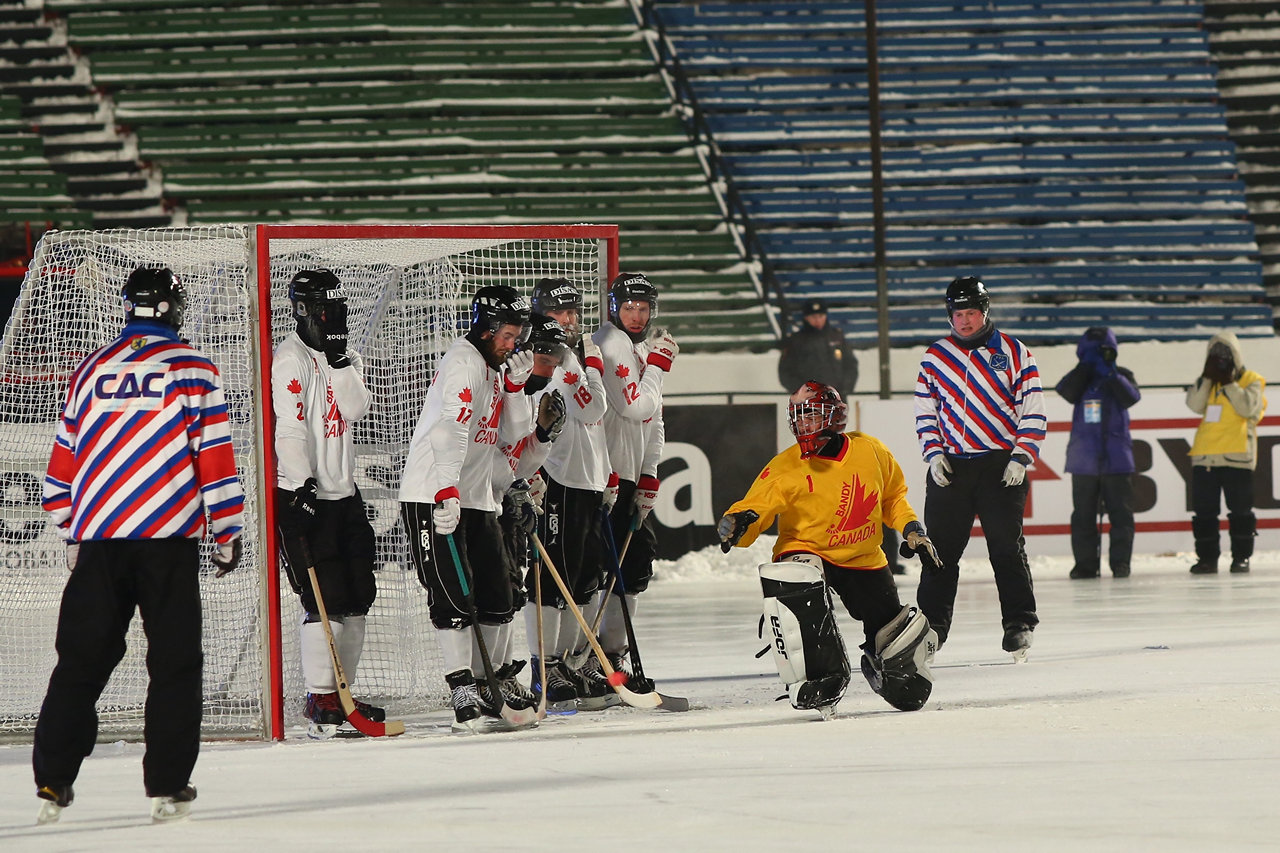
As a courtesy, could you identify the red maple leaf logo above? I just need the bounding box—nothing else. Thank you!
[459,387,472,403]
[834,476,878,534]
[760,466,771,479]
[563,371,579,384]
[615,364,630,379]
[287,378,302,395]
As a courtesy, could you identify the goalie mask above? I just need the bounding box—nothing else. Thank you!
[289,268,349,354]
[608,272,658,342]
[123,266,186,331]
[788,381,848,458]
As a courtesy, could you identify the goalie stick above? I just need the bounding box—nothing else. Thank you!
[531,533,689,712]
[444,533,539,728]
[301,552,405,738]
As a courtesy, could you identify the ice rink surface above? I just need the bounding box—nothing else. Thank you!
[2,539,1278,852]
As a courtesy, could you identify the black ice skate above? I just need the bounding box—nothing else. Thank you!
[150,785,197,823]
[1002,624,1034,663]
[572,655,622,711]
[531,655,578,713]
[305,691,345,739]
[36,784,73,825]
[446,669,482,733]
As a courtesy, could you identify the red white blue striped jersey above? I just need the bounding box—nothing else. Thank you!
[43,320,246,544]
[913,328,1047,464]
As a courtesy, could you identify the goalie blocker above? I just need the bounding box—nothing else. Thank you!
[759,559,936,715]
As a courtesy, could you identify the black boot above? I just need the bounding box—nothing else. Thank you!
[1228,513,1256,574]
[1190,515,1220,575]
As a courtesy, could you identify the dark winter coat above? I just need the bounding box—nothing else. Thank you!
[1055,327,1141,475]
[778,321,858,397]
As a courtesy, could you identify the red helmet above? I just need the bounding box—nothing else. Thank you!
[788,381,848,458]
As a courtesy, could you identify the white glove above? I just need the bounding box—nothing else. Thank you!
[603,472,620,511]
[930,456,952,487]
[213,537,242,578]
[1002,458,1027,487]
[528,471,547,512]
[645,330,679,372]
[433,496,461,535]
[634,475,660,522]
[65,541,80,572]
[582,337,603,369]
[505,350,534,388]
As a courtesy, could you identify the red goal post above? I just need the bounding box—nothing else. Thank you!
[0,223,619,741]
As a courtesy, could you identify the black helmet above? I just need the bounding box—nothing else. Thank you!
[123,266,186,331]
[470,285,531,340]
[608,272,658,340]
[289,268,348,353]
[946,276,990,316]
[526,312,569,356]
[531,277,583,314]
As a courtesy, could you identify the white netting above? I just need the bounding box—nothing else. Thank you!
[0,224,610,739]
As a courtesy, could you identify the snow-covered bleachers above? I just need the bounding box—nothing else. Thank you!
[653,0,1273,346]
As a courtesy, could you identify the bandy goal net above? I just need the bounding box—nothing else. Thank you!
[0,223,618,740]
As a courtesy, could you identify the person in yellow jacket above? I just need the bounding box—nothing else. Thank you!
[717,381,942,714]
[1186,331,1267,574]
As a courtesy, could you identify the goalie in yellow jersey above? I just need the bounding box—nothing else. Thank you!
[718,381,942,717]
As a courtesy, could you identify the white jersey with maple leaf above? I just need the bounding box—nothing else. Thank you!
[272,331,371,500]
[399,336,533,511]
[724,432,920,571]
[533,345,609,491]
[593,322,665,484]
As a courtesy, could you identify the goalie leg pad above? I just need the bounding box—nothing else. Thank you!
[861,605,937,712]
[759,559,851,711]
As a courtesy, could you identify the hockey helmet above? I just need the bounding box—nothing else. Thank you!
[531,277,583,314]
[289,268,349,353]
[526,312,569,357]
[608,272,658,340]
[945,276,990,317]
[788,381,848,458]
[123,266,186,331]
[470,285,531,342]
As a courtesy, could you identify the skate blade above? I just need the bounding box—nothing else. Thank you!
[451,717,482,735]
[575,693,623,712]
[307,722,340,740]
[150,798,192,823]
[817,704,839,721]
[1010,648,1030,664]
[546,700,577,715]
[36,800,64,825]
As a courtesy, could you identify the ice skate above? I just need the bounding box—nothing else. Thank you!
[572,655,622,711]
[352,697,386,723]
[816,703,839,721]
[150,785,196,823]
[305,690,345,739]
[36,785,73,825]
[608,652,655,695]
[1002,624,1033,663]
[531,655,577,714]
[446,669,482,734]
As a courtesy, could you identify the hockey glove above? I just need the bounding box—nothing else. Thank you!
[1002,457,1027,487]
[506,480,540,536]
[581,337,604,372]
[286,478,320,530]
[65,541,79,572]
[929,456,952,487]
[213,536,242,578]
[536,390,567,443]
[325,350,351,370]
[603,472,620,511]
[634,475,660,522]
[717,509,759,553]
[528,470,547,512]
[504,350,535,391]
[645,329,679,372]
[899,521,940,567]
[433,491,461,536]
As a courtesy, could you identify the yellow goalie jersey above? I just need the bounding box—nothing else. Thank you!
[725,432,919,570]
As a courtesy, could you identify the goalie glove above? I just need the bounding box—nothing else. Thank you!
[603,472,620,511]
[634,475,660,522]
[433,489,461,535]
[645,329,679,372]
[929,456,952,488]
[535,390,567,443]
[898,521,940,567]
[213,536,242,578]
[717,509,760,553]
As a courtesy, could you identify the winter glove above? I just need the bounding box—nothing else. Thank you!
[717,509,760,553]
[65,541,79,572]
[582,337,604,372]
[535,390,567,443]
[505,350,535,390]
[1001,458,1027,487]
[898,521,940,567]
[929,456,952,487]
[325,350,351,369]
[1202,352,1235,386]
[433,489,461,535]
[285,478,319,530]
[603,472,620,511]
[213,536,242,578]
[645,329,679,372]
[506,480,540,536]
[633,475,660,522]
[528,471,547,512]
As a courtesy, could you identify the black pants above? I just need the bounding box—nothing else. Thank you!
[277,489,377,617]
[918,452,1038,645]
[1069,473,1135,574]
[401,503,515,629]
[529,476,604,607]
[34,538,202,798]
[1191,465,1256,561]
[605,479,657,594]
[821,563,904,651]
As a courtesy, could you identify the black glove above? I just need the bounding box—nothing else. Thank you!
[325,350,351,369]
[535,390,567,443]
[213,537,242,578]
[1203,353,1235,386]
[717,510,759,553]
[284,478,319,530]
[506,479,539,536]
[898,520,941,566]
